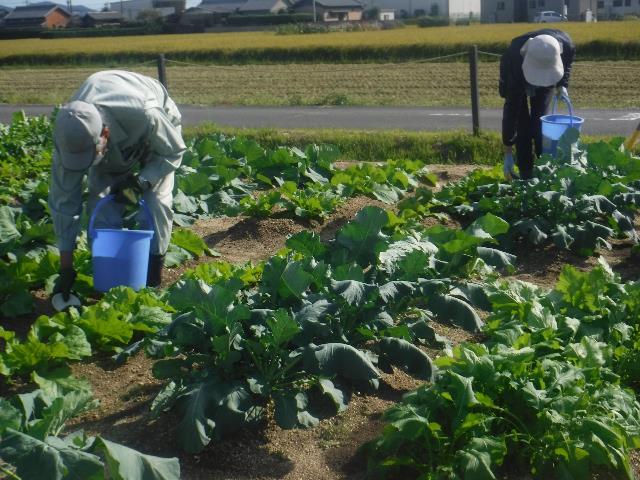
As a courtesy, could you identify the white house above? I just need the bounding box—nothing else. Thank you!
[378,7,395,18]
[359,0,480,19]
[447,0,480,18]
[109,0,175,20]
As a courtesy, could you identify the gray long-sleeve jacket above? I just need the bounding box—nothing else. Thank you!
[49,70,186,252]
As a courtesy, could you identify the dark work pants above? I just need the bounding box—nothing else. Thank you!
[508,88,554,179]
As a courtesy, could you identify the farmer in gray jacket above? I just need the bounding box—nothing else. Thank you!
[49,70,186,300]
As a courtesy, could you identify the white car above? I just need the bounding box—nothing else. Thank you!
[534,11,568,22]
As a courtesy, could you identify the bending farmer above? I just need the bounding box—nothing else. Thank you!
[499,29,575,180]
[49,70,186,300]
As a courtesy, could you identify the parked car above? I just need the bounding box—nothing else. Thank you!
[534,10,568,22]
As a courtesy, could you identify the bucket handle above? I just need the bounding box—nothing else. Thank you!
[551,94,574,128]
[89,194,155,240]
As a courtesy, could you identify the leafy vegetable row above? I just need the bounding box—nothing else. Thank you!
[364,260,640,479]
[399,136,639,257]
[0,385,180,480]
[128,206,514,453]
[174,134,435,223]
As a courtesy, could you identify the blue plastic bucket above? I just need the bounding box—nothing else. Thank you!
[540,96,584,156]
[89,195,155,292]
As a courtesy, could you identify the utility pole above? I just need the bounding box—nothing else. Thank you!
[312,0,316,22]
[67,0,72,13]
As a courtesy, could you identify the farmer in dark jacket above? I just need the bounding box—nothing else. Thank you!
[499,29,576,180]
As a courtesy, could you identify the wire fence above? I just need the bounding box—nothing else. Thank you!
[1,50,638,130]
[163,50,471,72]
[149,51,640,115]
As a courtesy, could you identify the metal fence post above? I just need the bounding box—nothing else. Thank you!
[468,45,480,136]
[157,54,167,91]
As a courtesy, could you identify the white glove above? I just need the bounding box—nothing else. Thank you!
[556,86,568,99]
[503,152,518,181]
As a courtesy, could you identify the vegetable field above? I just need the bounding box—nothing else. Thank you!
[1,111,640,479]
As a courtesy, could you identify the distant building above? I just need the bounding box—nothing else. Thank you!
[358,0,479,19]
[179,6,216,25]
[294,0,364,21]
[237,0,288,13]
[110,0,175,20]
[2,2,71,27]
[447,0,480,18]
[523,0,592,21]
[481,0,522,22]
[379,7,395,19]
[596,0,640,19]
[81,10,125,26]
[180,0,244,26]
[481,0,615,22]
[0,4,12,22]
[197,0,246,14]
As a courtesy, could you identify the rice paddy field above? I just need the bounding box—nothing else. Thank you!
[0,22,639,64]
[1,60,638,108]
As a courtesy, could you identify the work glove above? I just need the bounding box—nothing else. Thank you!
[53,268,77,302]
[111,175,146,206]
[555,85,568,100]
[503,152,519,181]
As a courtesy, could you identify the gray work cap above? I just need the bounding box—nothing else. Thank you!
[54,101,103,171]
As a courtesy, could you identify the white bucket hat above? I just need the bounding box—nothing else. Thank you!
[520,34,564,87]
[54,100,103,171]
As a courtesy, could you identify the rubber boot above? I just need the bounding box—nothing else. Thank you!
[147,254,164,287]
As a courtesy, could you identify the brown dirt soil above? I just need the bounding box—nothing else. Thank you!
[58,190,479,480]
[7,162,640,479]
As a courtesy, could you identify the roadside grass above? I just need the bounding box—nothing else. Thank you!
[1,23,639,64]
[1,61,638,108]
[184,124,633,164]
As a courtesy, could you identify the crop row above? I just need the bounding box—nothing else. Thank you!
[1,23,640,65]
[365,260,640,478]
[2,62,639,109]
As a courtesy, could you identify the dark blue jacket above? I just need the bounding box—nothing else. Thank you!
[499,29,576,146]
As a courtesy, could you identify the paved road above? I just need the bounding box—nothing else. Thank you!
[1,104,639,136]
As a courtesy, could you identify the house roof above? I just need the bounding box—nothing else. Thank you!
[200,0,245,5]
[66,4,94,14]
[314,0,362,8]
[4,3,70,20]
[198,0,244,12]
[238,0,283,11]
[84,10,123,20]
[183,6,212,13]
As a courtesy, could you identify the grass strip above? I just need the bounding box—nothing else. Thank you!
[185,125,637,164]
[185,124,502,164]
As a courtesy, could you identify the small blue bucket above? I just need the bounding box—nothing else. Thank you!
[89,195,155,292]
[541,96,584,156]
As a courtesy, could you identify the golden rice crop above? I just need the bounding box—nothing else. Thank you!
[0,22,638,60]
